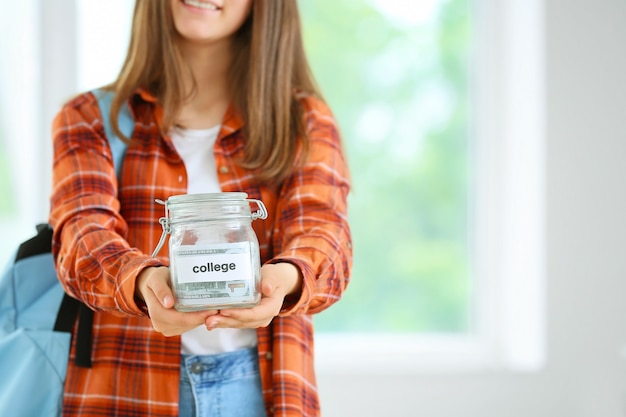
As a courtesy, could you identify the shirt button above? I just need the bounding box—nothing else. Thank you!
[190,362,204,374]
[265,351,273,361]
[219,165,229,174]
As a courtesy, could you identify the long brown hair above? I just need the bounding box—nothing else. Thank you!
[107,0,321,184]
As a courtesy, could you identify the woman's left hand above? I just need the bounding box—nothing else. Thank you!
[204,262,303,329]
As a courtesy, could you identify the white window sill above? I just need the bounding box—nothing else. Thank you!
[315,333,489,375]
[315,332,545,375]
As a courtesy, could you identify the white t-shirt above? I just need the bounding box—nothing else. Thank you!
[170,125,257,355]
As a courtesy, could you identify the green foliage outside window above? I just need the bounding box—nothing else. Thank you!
[299,0,473,333]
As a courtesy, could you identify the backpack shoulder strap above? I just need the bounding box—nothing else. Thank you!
[92,88,133,177]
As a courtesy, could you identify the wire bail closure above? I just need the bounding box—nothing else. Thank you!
[151,199,170,257]
[250,199,268,221]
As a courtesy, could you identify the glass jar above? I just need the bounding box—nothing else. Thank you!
[152,192,268,312]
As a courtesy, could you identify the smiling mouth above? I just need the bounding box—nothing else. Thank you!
[182,0,220,11]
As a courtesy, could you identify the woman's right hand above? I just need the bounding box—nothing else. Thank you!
[136,266,218,336]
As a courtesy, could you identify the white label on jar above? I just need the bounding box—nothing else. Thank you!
[174,242,252,284]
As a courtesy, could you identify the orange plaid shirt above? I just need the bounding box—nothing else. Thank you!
[49,89,352,417]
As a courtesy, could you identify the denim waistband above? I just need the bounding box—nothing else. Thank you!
[181,347,260,383]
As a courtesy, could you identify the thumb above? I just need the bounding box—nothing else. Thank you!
[140,267,175,309]
[261,279,275,297]
[151,279,175,309]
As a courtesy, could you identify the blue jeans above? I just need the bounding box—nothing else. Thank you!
[179,348,267,417]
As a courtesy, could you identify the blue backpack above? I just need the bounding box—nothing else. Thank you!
[0,89,133,417]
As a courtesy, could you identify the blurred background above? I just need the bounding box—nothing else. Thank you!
[1,0,625,416]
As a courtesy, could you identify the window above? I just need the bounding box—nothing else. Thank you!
[303,0,546,373]
[300,0,475,334]
[0,0,43,268]
[75,0,134,92]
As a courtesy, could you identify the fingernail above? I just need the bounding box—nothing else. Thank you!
[163,295,173,306]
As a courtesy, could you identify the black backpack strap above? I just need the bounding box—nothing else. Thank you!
[75,304,94,368]
[53,294,81,333]
[15,224,53,261]
[52,295,94,368]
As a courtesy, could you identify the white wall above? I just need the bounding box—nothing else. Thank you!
[317,0,626,415]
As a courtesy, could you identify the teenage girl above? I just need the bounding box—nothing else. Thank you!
[49,1,352,416]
